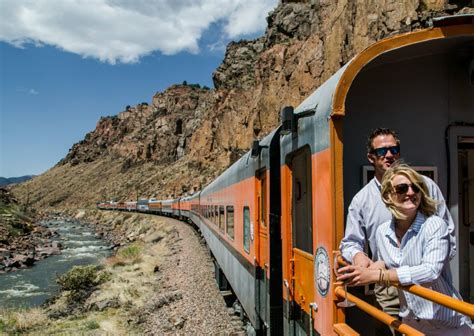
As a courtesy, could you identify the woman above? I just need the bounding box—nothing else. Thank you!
[337,163,473,335]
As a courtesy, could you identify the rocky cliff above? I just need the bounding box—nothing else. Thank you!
[12,0,473,209]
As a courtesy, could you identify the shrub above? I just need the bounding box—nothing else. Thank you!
[56,265,103,291]
[85,320,100,330]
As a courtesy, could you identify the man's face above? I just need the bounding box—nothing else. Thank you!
[367,134,400,177]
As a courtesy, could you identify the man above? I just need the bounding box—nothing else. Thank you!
[339,128,456,334]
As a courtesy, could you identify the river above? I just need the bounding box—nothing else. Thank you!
[0,219,111,308]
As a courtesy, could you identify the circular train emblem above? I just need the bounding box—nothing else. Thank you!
[315,246,330,297]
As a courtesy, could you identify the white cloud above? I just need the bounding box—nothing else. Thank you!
[0,0,278,64]
[16,87,39,95]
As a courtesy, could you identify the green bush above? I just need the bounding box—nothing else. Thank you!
[85,320,100,330]
[56,265,103,291]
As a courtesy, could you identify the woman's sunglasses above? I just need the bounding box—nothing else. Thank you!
[371,145,400,157]
[393,183,420,195]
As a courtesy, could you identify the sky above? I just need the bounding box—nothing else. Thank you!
[0,0,279,178]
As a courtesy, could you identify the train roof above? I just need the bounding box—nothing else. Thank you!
[201,128,280,196]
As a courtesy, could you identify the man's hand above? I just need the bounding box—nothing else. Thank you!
[352,252,371,268]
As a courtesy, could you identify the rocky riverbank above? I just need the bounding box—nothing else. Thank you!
[0,188,61,273]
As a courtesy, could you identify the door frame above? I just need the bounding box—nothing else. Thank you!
[447,125,474,291]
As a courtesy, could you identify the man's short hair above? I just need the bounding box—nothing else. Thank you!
[366,128,400,153]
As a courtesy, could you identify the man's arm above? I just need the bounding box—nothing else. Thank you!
[425,176,456,259]
[339,197,371,266]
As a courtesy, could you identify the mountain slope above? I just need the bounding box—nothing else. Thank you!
[12,0,473,210]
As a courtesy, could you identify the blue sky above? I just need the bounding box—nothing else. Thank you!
[0,0,278,178]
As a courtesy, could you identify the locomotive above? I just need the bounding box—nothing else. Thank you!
[99,16,474,335]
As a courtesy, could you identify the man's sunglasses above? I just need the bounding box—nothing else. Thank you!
[393,183,420,195]
[371,145,400,157]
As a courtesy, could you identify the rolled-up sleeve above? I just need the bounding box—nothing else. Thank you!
[340,196,366,263]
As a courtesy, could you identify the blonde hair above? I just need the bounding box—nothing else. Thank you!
[381,162,438,220]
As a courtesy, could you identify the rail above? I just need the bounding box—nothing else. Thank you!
[333,253,474,335]
[400,284,474,318]
[334,286,424,335]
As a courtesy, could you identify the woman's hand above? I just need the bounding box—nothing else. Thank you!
[336,265,380,286]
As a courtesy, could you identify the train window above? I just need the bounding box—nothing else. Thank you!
[219,206,225,231]
[215,205,219,225]
[243,207,250,253]
[226,206,234,239]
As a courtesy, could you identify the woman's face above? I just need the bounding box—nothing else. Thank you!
[391,174,421,216]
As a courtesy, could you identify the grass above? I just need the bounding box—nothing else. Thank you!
[105,243,143,268]
[0,307,48,334]
[85,319,100,330]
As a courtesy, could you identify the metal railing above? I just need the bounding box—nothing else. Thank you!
[334,285,424,336]
[333,253,474,335]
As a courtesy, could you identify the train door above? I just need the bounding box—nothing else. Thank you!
[458,136,474,302]
[256,169,269,329]
[289,147,314,334]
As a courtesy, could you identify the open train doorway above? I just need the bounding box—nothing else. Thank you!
[286,146,314,334]
[456,135,474,302]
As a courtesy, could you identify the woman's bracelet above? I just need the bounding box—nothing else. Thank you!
[378,268,383,285]
[385,269,390,287]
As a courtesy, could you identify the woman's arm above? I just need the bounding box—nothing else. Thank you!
[396,216,448,285]
[336,265,399,287]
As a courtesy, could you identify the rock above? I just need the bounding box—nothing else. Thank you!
[90,298,121,311]
[152,290,183,310]
[168,316,186,329]
[0,248,11,260]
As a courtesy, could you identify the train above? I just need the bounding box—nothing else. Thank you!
[98,16,474,335]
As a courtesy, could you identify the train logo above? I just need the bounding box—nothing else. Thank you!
[315,246,330,297]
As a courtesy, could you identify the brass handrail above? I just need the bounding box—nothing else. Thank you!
[335,254,474,317]
[399,284,474,318]
[334,286,424,336]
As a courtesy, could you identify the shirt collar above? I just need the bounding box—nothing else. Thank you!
[409,211,426,233]
[386,211,425,241]
[373,177,382,191]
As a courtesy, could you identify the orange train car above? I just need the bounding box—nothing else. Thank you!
[98,15,474,335]
[148,198,162,214]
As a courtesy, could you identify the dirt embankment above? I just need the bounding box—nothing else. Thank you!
[1,210,246,335]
